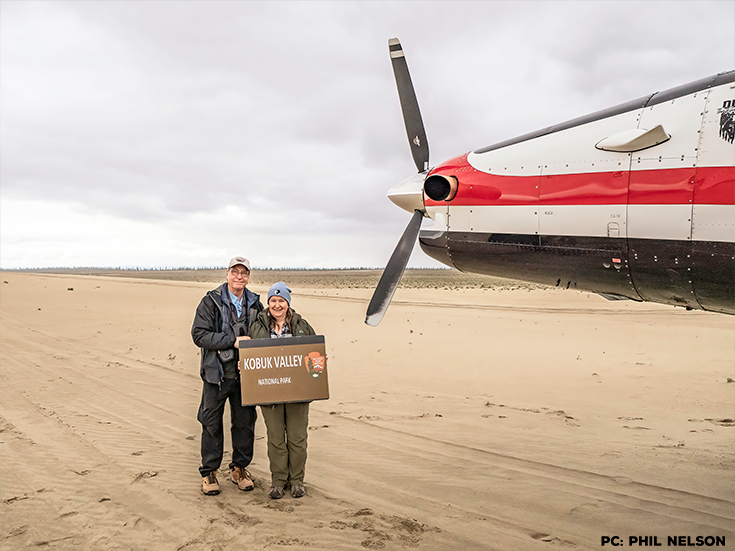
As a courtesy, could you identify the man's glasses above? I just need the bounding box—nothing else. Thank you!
[229,269,250,278]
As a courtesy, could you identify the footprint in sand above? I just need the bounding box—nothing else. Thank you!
[530,532,576,546]
[132,471,158,482]
[329,509,432,549]
[3,495,29,504]
[266,501,297,513]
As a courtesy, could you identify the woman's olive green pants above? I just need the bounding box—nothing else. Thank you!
[260,402,309,486]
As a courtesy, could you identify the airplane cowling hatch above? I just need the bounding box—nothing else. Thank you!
[595,125,671,152]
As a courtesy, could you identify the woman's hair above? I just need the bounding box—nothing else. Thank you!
[266,307,293,332]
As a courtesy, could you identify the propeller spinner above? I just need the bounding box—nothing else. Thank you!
[365,38,430,327]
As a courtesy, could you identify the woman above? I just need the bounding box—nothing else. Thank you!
[249,282,316,499]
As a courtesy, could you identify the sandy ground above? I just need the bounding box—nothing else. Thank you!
[1,271,733,551]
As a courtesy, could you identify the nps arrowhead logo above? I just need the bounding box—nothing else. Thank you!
[305,351,325,378]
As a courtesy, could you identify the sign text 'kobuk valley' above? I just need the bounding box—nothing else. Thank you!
[241,354,303,370]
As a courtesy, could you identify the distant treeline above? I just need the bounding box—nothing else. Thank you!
[5,266,450,272]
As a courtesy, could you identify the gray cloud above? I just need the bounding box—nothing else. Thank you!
[1,0,733,268]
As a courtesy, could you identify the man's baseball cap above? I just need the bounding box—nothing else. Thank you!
[228,256,251,271]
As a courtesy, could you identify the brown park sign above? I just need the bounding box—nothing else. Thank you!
[237,335,329,406]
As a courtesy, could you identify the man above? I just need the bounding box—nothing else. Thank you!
[191,256,264,495]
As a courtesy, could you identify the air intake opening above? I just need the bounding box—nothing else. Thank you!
[424,175,458,202]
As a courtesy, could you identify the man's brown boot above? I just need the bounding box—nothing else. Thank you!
[202,472,220,495]
[231,466,254,491]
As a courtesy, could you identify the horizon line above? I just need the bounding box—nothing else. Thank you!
[0,266,452,272]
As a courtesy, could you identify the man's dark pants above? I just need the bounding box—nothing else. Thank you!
[198,378,257,477]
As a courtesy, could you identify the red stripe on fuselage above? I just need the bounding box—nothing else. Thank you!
[425,156,734,207]
[693,166,735,204]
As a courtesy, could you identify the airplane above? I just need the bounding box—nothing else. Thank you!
[366,38,734,326]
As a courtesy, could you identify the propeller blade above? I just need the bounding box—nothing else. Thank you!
[389,38,429,173]
[365,209,424,326]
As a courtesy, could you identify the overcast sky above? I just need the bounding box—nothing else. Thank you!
[2,1,733,269]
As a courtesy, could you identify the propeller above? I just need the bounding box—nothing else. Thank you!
[365,38,429,327]
[388,38,429,172]
[365,209,424,326]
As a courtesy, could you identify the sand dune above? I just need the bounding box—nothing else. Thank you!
[1,272,733,550]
